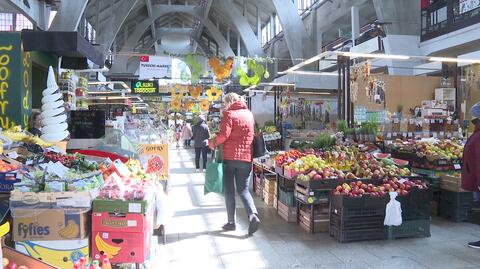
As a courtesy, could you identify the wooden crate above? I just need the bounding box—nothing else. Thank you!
[278,200,297,222]
[298,204,330,233]
[273,195,278,210]
[440,174,467,192]
[264,179,277,195]
[263,190,276,206]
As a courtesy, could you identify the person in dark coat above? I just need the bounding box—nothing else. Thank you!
[462,102,480,249]
[192,115,210,172]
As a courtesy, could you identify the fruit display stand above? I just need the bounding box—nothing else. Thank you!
[298,203,329,233]
[263,174,277,207]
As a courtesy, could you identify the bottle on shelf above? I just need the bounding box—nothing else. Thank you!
[92,260,101,269]
[101,258,112,269]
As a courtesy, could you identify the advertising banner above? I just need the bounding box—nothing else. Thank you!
[460,0,480,14]
[138,56,172,79]
[131,80,159,95]
[0,33,32,128]
[138,144,169,177]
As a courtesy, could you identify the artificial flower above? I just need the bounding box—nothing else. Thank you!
[169,84,186,99]
[205,86,223,102]
[199,99,210,111]
[170,97,182,112]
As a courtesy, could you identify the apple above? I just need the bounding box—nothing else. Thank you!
[6,261,17,269]
[336,186,343,192]
[313,174,323,180]
[3,258,9,268]
[356,181,363,187]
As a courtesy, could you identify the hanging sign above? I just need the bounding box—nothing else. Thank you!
[131,80,159,95]
[138,144,169,177]
[0,33,32,129]
[460,0,480,14]
[139,56,172,79]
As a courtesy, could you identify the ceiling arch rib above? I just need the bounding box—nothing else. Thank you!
[110,4,234,75]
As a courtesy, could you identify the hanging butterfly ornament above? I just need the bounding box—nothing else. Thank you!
[209,57,234,82]
[183,100,195,111]
[199,99,210,111]
[205,86,223,102]
[237,58,265,86]
[169,84,187,99]
[188,85,202,100]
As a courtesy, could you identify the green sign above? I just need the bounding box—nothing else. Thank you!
[131,80,159,95]
[0,33,32,128]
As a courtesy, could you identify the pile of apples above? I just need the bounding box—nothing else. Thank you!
[351,156,411,179]
[284,154,327,173]
[297,167,354,181]
[416,140,463,160]
[275,150,303,167]
[333,177,428,198]
[3,258,29,269]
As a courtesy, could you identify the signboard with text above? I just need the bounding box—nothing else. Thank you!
[0,33,32,129]
[131,80,159,95]
[138,144,169,177]
[460,0,480,14]
[138,56,172,79]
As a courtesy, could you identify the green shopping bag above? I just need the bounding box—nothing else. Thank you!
[204,147,223,195]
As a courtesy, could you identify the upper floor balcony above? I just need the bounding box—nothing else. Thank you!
[421,0,480,42]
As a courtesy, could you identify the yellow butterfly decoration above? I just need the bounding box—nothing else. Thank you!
[188,85,202,100]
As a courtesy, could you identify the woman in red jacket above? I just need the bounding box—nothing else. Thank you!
[209,93,260,235]
[463,102,480,249]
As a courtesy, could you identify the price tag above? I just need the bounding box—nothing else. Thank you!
[408,132,413,137]
[447,132,452,138]
[409,119,414,124]
[447,120,452,125]
[403,132,407,137]
[439,119,444,124]
[440,131,445,136]
[399,178,407,184]
[430,119,435,124]
[433,132,438,138]
[394,119,399,124]
[454,164,462,170]
[393,132,397,137]
[387,133,392,139]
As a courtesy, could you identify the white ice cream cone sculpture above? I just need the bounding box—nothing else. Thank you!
[40,66,69,142]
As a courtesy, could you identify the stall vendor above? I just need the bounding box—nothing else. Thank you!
[462,102,480,249]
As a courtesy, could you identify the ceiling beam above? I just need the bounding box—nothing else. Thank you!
[49,0,89,31]
[145,0,160,54]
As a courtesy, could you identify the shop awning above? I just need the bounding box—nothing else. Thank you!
[21,30,104,69]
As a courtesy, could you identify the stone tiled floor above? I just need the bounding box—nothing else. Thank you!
[150,148,480,269]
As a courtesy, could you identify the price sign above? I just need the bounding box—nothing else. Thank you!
[387,133,392,139]
[131,80,159,95]
[409,119,414,124]
[454,163,462,170]
[408,132,413,137]
[430,119,435,124]
[440,131,445,136]
[402,132,407,137]
[433,132,438,138]
[393,132,397,137]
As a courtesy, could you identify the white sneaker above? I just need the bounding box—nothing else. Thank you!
[196,169,199,172]
[202,169,205,172]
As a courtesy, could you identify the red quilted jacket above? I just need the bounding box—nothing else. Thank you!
[214,101,254,162]
[462,126,480,191]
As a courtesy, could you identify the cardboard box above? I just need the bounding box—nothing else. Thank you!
[92,212,150,233]
[10,190,94,208]
[92,230,151,264]
[3,246,57,269]
[93,198,150,214]
[12,208,90,241]
[15,239,88,269]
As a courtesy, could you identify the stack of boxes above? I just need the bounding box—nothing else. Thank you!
[263,175,277,207]
[91,196,154,264]
[10,191,91,269]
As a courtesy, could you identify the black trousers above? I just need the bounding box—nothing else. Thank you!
[195,146,208,169]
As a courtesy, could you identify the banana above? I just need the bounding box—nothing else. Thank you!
[95,233,121,258]
[58,220,80,239]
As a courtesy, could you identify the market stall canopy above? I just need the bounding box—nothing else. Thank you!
[272,72,338,91]
[21,30,104,69]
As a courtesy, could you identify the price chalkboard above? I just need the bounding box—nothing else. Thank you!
[68,110,106,139]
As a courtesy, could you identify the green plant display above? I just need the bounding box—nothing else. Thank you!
[313,133,336,150]
[183,54,203,85]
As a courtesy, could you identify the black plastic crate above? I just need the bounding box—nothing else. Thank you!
[331,205,385,219]
[469,208,480,225]
[278,175,295,191]
[330,193,389,209]
[439,202,470,222]
[330,214,384,230]
[386,219,431,239]
[401,203,432,221]
[329,225,386,243]
[441,190,473,207]
[278,188,296,208]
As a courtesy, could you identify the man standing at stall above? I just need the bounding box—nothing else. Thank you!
[462,102,480,249]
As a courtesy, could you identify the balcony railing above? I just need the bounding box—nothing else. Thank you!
[421,0,480,42]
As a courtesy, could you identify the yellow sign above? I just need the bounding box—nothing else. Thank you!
[138,144,168,177]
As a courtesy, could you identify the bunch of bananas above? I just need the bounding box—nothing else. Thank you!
[95,233,121,259]
[23,135,53,147]
[58,220,80,239]
[264,126,277,134]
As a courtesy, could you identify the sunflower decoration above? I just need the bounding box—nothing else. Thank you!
[170,98,182,112]
[183,100,195,111]
[205,86,223,102]
[188,85,202,100]
[169,84,187,99]
[209,56,234,82]
[199,99,210,111]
